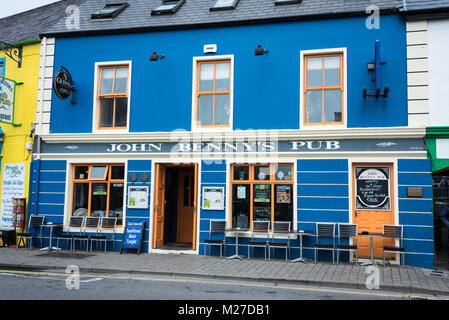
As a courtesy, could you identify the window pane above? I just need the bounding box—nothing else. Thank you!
[215,63,229,91]
[114,67,128,93]
[233,166,249,181]
[306,57,322,87]
[91,183,107,217]
[213,0,235,7]
[199,63,214,91]
[100,68,114,94]
[324,56,341,87]
[109,183,124,221]
[324,90,342,123]
[110,166,124,180]
[115,98,128,127]
[99,98,114,127]
[72,183,89,216]
[254,166,270,181]
[214,94,230,125]
[232,184,250,228]
[0,62,4,77]
[305,90,322,123]
[198,95,213,125]
[274,185,293,224]
[90,166,107,179]
[275,165,292,181]
[74,166,89,180]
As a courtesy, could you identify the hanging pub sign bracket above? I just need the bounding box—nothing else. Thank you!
[53,66,76,104]
[0,41,22,68]
[363,40,389,99]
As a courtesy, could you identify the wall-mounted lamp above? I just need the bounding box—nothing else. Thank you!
[363,40,389,99]
[255,45,268,56]
[150,52,165,61]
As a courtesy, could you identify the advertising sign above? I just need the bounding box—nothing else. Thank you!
[0,77,16,124]
[127,186,149,209]
[0,163,25,230]
[120,220,145,254]
[202,187,224,210]
[355,167,390,210]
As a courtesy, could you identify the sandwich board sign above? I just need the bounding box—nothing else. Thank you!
[120,220,145,255]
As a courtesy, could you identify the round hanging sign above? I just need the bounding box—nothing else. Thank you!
[53,66,75,101]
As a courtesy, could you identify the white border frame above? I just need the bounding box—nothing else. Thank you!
[92,60,132,134]
[300,48,348,130]
[191,55,234,132]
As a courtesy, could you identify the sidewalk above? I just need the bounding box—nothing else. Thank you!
[1,247,449,296]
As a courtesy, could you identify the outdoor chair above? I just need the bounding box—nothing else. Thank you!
[204,220,226,258]
[84,217,101,251]
[56,216,86,251]
[383,225,405,265]
[247,221,270,260]
[336,223,358,264]
[16,215,45,250]
[89,217,117,252]
[269,221,291,261]
[314,223,336,264]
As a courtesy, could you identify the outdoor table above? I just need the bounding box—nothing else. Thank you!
[291,230,314,263]
[225,227,249,260]
[358,232,384,266]
[40,223,63,252]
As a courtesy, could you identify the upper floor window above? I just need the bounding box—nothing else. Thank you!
[210,0,240,11]
[91,3,129,19]
[195,59,232,128]
[0,60,5,77]
[97,65,129,129]
[303,52,345,126]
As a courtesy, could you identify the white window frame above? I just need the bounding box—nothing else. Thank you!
[299,48,348,130]
[191,54,234,132]
[92,60,132,134]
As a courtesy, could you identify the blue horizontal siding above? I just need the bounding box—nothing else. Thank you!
[404,239,434,254]
[201,171,227,184]
[128,160,152,171]
[405,253,434,269]
[297,209,349,223]
[37,203,65,215]
[39,160,67,171]
[399,212,433,226]
[398,159,431,173]
[298,184,348,197]
[39,170,67,182]
[298,197,349,210]
[403,225,434,240]
[38,181,66,193]
[297,172,348,184]
[398,185,433,199]
[398,198,433,213]
[37,193,65,204]
[298,159,348,172]
[398,172,432,186]
[201,161,226,171]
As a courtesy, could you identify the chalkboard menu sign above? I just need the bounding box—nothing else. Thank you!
[120,220,145,254]
[355,167,390,211]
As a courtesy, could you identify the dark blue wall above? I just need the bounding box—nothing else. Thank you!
[50,14,407,133]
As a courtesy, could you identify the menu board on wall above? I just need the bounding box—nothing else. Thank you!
[355,167,390,211]
[128,186,149,209]
[0,163,25,230]
[202,187,224,210]
[254,184,271,203]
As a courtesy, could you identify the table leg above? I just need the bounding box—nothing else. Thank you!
[227,233,244,260]
[291,235,308,263]
[360,236,384,266]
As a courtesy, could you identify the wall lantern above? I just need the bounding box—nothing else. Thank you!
[255,45,268,56]
[150,52,165,61]
[363,40,389,99]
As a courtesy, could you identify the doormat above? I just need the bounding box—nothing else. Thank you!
[36,252,95,259]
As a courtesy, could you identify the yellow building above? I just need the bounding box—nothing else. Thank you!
[0,0,84,245]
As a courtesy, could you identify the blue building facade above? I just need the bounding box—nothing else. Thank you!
[30,0,434,269]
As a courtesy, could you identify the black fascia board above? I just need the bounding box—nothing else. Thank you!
[404,8,449,21]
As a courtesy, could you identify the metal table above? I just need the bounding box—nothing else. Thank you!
[225,227,248,260]
[291,230,313,263]
[358,232,384,266]
[40,223,63,251]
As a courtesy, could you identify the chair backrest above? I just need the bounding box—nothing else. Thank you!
[69,216,85,229]
[28,215,44,229]
[84,217,101,232]
[101,217,117,232]
[252,221,270,233]
[272,221,290,234]
[316,223,335,238]
[210,220,226,234]
[383,225,402,239]
[338,224,357,238]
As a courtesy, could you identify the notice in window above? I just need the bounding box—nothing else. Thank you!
[276,185,291,204]
[254,184,271,203]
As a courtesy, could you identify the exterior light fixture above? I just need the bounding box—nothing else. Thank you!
[150,52,165,61]
[255,45,268,56]
[363,40,389,99]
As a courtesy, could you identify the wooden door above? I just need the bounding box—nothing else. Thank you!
[177,167,195,244]
[353,164,395,259]
[153,164,166,249]
[192,164,198,250]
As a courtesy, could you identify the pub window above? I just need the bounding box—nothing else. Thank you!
[304,53,344,125]
[0,61,4,77]
[231,164,294,230]
[195,59,232,128]
[72,164,125,226]
[97,65,129,129]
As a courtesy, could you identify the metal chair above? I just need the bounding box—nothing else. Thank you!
[336,223,358,264]
[383,225,405,265]
[269,221,291,261]
[247,221,270,260]
[203,220,226,258]
[84,217,101,251]
[56,216,86,251]
[89,217,117,252]
[17,215,45,249]
[314,223,335,264]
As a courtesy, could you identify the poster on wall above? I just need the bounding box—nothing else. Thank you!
[0,77,16,124]
[355,167,390,211]
[202,187,224,210]
[0,163,25,230]
[127,186,149,209]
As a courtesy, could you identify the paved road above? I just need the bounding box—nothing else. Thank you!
[0,269,447,302]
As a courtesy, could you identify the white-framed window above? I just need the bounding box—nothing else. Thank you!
[191,55,234,131]
[300,48,347,129]
[92,61,132,133]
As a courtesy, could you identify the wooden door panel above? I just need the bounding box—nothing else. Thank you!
[153,164,166,249]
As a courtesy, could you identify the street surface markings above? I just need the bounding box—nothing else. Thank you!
[0,269,447,300]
